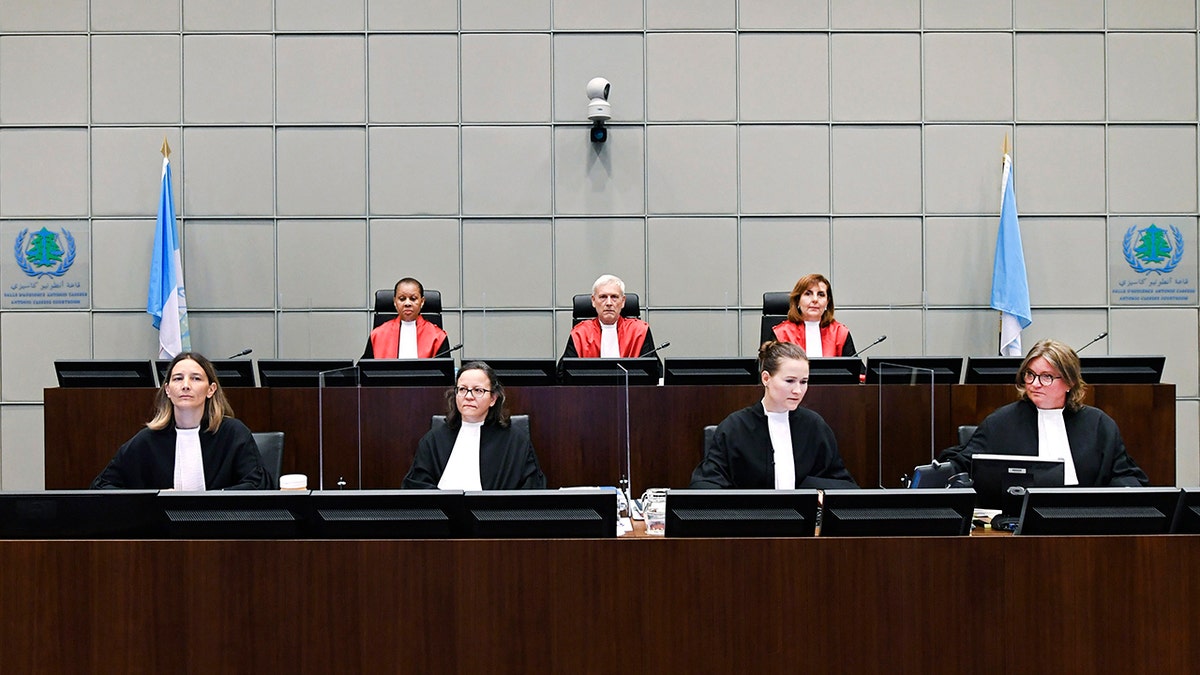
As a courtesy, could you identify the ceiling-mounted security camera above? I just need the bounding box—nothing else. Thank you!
[587,77,611,143]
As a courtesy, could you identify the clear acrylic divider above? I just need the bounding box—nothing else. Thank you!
[318,365,361,490]
[876,363,935,489]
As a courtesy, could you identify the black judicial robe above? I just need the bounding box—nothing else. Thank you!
[402,419,547,490]
[690,404,857,489]
[91,418,268,490]
[940,399,1149,487]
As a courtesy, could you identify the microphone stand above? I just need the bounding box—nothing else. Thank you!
[1077,332,1108,353]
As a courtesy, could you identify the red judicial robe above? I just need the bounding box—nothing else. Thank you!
[566,316,651,358]
[364,316,447,359]
[772,320,854,357]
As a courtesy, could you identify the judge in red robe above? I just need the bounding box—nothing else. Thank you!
[772,273,855,357]
[558,275,660,373]
[362,277,448,359]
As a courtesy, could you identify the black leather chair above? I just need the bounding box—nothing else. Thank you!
[760,291,790,344]
[432,414,530,437]
[571,292,640,325]
[703,424,717,457]
[957,425,978,447]
[251,431,284,490]
[372,288,443,329]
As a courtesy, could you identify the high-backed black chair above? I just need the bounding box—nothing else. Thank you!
[251,431,284,490]
[571,293,640,325]
[372,288,443,329]
[957,425,978,447]
[760,291,790,344]
[703,424,717,458]
[432,414,530,438]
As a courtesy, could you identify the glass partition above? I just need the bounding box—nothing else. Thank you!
[877,363,935,489]
[318,366,361,490]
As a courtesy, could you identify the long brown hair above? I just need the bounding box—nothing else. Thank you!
[786,273,836,327]
[147,352,234,433]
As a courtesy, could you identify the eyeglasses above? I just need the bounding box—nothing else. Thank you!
[1022,371,1063,386]
[455,386,491,398]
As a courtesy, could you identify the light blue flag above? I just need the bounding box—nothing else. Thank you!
[148,151,190,358]
[990,153,1031,356]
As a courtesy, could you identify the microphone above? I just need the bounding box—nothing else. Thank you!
[1077,332,1107,353]
[433,342,464,358]
[850,335,886,358]
[640,341,671,359]
[226,348,252,359]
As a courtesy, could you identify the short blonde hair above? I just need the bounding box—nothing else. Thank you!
[1016,339,1087,411]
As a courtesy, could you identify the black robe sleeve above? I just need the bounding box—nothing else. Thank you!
[690,405,857,489]
[939,400,1149,487]
[91,418,267,490]
[403,420,547,490]
[840,331,856,358]
[362,337,375,360]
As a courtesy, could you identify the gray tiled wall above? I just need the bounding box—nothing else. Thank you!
[1,0,1199,489]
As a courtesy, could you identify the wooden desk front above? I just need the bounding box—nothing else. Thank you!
[44,383,1176,491]
[0,534,1197,673]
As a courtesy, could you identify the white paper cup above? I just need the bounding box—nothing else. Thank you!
[279,473,308,490]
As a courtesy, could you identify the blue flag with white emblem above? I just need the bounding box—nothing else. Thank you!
[148,145,190,358]
[990,153,1031,356]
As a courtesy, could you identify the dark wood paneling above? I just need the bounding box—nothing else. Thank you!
[45,383,1176,492]
[1,536,1198,673]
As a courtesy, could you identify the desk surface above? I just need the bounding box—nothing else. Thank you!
[0,534,1196,673]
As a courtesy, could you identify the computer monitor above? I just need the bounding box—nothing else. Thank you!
[256,359,356,387]
[356,358,455,387]
[819,488,976,537]
[963,356,1024,385]
[468,358,557,387]
[970,454,1065,510]
[156,359,257,387]
[461,490,617,538]
[662,357,758,386]
[1016,487,1181,535]
[865,357,964,384]
[664,489,819,538]
[0,490,163,538]
[558,357,659,385]
[157,490,311,538]
[54,360,157,388]
[1171,487,1200,534]
[807,357,865,385]
[306,490,462,538]
[1078,355,1166,384]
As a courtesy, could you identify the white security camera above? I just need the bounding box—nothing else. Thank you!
[587,77,611,143]
[586,77,611,122]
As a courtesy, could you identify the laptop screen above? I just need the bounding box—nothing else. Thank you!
[971,453,1065,510]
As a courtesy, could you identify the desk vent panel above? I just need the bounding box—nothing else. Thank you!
[318,508,449,522]
[472,508,600,522]
[674,508,805,522]
[165,509,296,523]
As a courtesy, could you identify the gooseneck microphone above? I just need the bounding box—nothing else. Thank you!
[641,341,671,358]
[226,348,253,359]
[850,335,887,358]
[433,342,464,358]
[1077,332,1108,353]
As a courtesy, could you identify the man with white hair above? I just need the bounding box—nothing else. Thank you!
[560,274,659,363]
